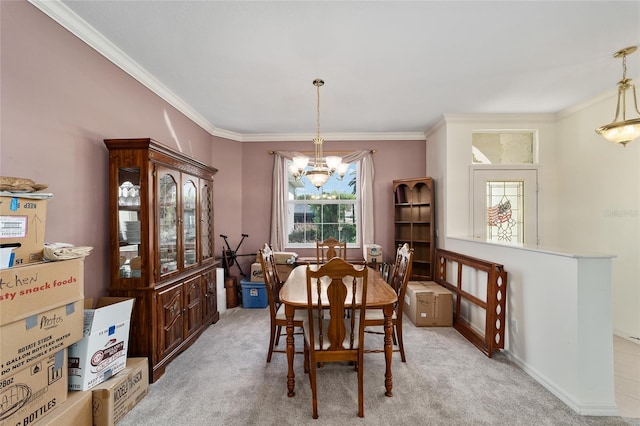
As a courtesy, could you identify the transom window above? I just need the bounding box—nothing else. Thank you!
[472,131,535,164]
[285,161,359,248]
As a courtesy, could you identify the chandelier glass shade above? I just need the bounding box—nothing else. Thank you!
[595,46,640,147]
[289,79,349,188]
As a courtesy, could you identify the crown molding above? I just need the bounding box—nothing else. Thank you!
[211,128,244,141]
[236,132,426,142]
[424,116,447,140]
[443,113,557,123]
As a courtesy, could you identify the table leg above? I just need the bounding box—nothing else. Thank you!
[285,304,296,397]
[383,303,394,397]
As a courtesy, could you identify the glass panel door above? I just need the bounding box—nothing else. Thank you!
[183,178,197,268]
[472,167,538,245]
[200,181,213,261]
[158,171,178,275]
[485,181,524,243]
[117,167,141,278]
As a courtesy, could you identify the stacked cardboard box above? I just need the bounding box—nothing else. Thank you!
[68,297,135,391]
[0,192,146,425]
[41,389,92,426]
[90,357,149,426]
[36,357,149,426]
[0,258,86,425]
[0,193,52,268]
[1,349,69,426]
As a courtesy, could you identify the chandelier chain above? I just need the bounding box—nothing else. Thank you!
[317,82,321,140]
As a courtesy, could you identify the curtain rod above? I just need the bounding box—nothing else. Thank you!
[268,150,376,154]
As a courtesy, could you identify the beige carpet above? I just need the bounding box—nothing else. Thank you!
[118,307,638,425]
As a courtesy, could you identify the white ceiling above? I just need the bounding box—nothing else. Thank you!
[33,1,640,141]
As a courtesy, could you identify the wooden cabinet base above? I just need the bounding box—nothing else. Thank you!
[109,264,219,383]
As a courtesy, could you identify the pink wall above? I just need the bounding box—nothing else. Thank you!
[210,136,243,265]
[2,1,427,295]
[1,2,216,299]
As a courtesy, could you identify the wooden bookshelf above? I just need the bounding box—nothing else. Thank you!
[393,177,435,280]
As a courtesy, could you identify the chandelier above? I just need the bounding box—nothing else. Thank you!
[288,79,349,188]
[595,45,640,147]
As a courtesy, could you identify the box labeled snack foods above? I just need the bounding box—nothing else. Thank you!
[0,258,84,327]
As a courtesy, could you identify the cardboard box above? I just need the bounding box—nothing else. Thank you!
[40,390,92,426]
[240,278,267,309]
[0,258,85,327]
[68,298,135,391]
[91,358,149,426]
[404,281,453,327]
[275,263,294,282]
[273,252,298,264]
[0,194,52,268]
[1,299,83,380]
[0,349,67,426]
[365,244,382,263]
[249,262,263,282]
[365,244,382,256]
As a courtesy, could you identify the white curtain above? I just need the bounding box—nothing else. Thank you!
[270,150,374,257]
[270,151,298,251]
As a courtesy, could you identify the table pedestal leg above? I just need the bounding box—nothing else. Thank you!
[383,304,394,397]
[285,304,295,397]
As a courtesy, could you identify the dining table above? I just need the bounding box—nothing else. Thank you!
[279,263,398,397]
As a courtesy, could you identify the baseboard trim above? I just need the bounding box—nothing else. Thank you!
[504,350,620,417]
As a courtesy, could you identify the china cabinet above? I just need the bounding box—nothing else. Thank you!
[104,138,219,382]
[393,177,435,280]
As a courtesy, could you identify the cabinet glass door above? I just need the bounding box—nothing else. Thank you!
[200,181,213,261]
[183,178,197,267]
[118,167,141,278]
[159,171,178,275]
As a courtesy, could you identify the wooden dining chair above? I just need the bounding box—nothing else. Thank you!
[258,244,305,363]
[362,243,413,362]
[303,257,368,418]
[315,237,347,264]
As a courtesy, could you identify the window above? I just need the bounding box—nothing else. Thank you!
[486,180,525,243]
[285,161,359,248]
[472,131,535,164]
